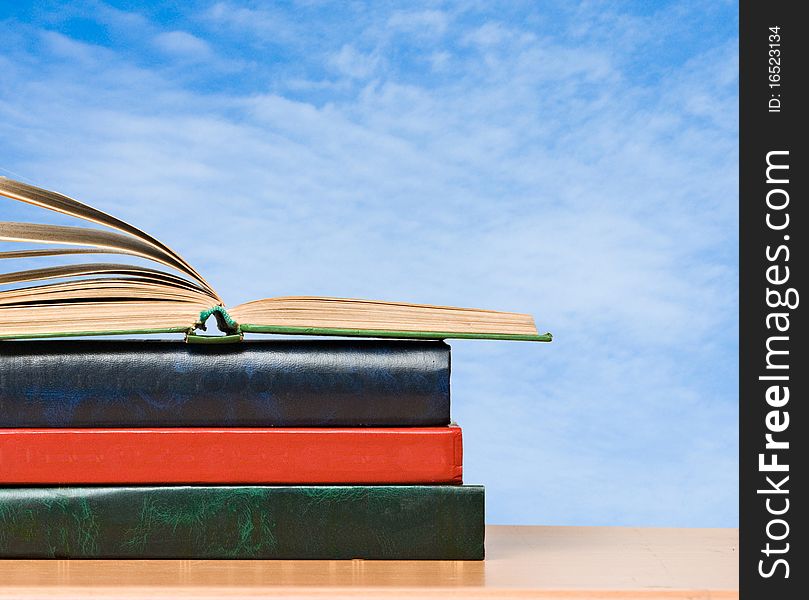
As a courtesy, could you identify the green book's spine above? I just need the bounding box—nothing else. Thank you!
[0,485,484,560]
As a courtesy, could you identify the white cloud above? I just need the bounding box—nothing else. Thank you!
[203,2,292,40]
[462,21,512,47]
[387,9,449,36]
[91,1,151,32]
[428,51,451,71]
[153,30,212,59]
[40,30,113,64]
[329,44,379,79]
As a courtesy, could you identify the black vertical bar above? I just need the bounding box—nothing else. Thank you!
[740,1,805,598]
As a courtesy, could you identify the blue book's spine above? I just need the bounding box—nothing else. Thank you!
[0,340,450,427]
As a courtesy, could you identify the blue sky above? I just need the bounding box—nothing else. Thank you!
[0,1,738,526]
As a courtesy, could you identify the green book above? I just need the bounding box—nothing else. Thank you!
[0,178,551,343]
[0,485,485,559]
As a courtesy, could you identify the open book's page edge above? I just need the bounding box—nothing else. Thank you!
[239,323,553,342]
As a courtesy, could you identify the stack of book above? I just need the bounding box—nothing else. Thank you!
[0,179,550,559]
[0,338,482,559]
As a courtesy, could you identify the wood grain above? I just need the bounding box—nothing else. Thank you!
[0,525,738,599]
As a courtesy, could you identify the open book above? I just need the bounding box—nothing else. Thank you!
[1,178,551,342]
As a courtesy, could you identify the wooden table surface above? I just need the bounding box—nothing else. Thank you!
[0,525,738,599]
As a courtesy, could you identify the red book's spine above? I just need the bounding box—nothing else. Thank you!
[0,427,463,485]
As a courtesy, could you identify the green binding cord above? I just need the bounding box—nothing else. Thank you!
[239,324,553,342]
[0,327,191,341]
[197,305,239,335]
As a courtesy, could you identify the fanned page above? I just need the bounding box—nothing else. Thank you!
[0,178,217,339]
[1,178,550,341]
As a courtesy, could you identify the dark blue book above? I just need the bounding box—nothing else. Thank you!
[0,340,450,427]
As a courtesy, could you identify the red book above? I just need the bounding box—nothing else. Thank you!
[0,427,463,484]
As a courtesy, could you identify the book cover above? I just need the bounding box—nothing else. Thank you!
[0,426,464,484]
[0,339,450,427]
[0,485,485,559]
